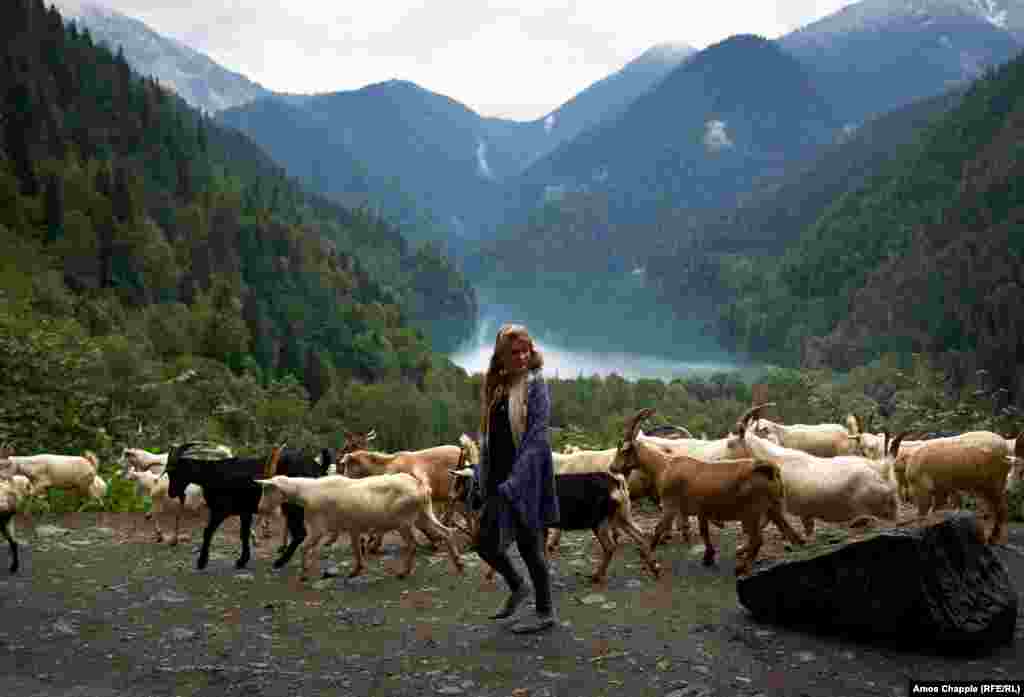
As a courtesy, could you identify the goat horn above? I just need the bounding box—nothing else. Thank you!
[889,430,912,457]
[366,429,377,440]
[624,408,655,443]
[735,402,776,435]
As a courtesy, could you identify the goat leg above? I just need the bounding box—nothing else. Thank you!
[236,512,254,569]
[591,522,616,584]
[417,509,464,575]
[320,531,341,578]
[736,517,763,577]
[986,489,1009,545]
[397,525,417,578]
[699,516,716,567]
[171,510,182,546]
[273,503,305,569]
[348,531,366,578]
[649,511,677,551]
[300,531,322,580]
[546,528,562,555]
[197,510,228,570]
[764,507,805,547]
[612,514,660,578]
[2,514,17,574]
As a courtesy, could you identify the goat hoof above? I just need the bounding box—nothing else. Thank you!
[272,559,286,569]
[235,559,248,570]
[702,553,716,567]
[9,563,18,574]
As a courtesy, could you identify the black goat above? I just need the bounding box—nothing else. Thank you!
[166,443,321,571]
[2,510,17,573]
[448,467,660,583]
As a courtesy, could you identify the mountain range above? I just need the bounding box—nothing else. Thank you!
[54,0,1024,394]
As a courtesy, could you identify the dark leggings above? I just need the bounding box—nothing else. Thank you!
[476,500,552,614]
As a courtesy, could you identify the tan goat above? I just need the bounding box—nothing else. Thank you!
[609,408,805,576]
[891,431,1020,544]
[340,436,462,553]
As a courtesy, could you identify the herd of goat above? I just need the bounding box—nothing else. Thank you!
[0,404,1021,584]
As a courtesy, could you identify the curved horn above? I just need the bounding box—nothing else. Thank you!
[734,402,776,435]
[889,430,912,458]
[366,429,377,441]
[624,408,656,444]
[670,425,694,439]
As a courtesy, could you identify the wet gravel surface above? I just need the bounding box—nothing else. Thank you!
[0,507,1021,696]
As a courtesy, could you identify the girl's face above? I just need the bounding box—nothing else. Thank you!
[501,336,532,376]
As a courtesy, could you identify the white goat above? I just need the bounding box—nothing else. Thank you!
[1,474,32,573]
[255,473,465,581]
[126,469,205,544]
[733,405,899,537]
[845,415,887,460]
[892,431,1019,544]
[0,447,103,503]
[751,416,861,458]
[120,447,169,475]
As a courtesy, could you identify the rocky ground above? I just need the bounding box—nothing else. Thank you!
[0,504,1021,697]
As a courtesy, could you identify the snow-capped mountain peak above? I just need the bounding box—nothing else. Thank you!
[785,0,1024,39]
[52,0,274,115]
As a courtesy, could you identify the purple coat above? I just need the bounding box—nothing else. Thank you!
[478,371,560,536]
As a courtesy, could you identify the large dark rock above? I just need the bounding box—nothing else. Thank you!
[736,513,1018,654]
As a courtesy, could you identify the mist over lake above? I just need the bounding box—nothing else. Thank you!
[448,298,746,381]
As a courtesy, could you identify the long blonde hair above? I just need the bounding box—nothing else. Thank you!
[480,324,544,437]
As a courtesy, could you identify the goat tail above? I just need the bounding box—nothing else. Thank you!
[83,451,99,471]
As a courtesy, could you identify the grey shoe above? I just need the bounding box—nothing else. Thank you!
[509,610,557,634]
[488,585,529,620]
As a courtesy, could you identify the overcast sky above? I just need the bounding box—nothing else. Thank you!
[67,0,855,121]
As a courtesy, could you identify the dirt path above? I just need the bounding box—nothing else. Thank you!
[0,507,1021,697]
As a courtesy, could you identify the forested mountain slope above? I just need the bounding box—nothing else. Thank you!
[0,0,477,455]
[716,48,1024,404]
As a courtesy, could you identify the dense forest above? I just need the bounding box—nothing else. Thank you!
[713,48,1024,405]
[0,0,478,476]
